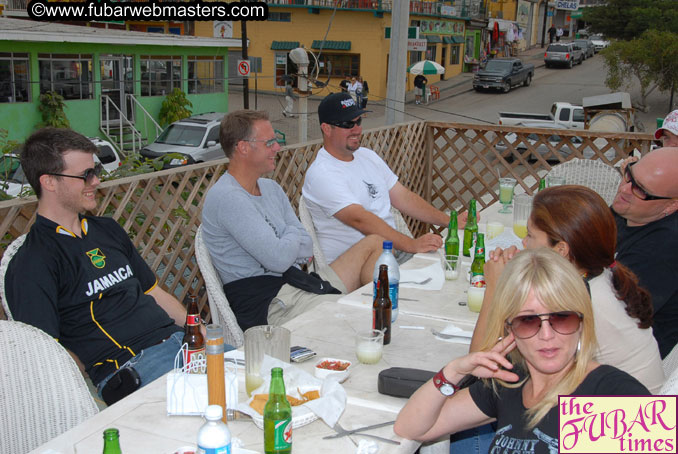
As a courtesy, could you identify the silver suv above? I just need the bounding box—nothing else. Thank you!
[141,112,225,167]
[544,42,584,69]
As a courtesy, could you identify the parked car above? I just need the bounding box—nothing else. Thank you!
[589,35,610,52]
[472,57,535,93]
[498,102,585,129]
[0,137,121,197]
[141,112,225,168]
[573,39,595,59]
[544,42,584,68]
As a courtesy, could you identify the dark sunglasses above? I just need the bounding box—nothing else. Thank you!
[46,162,103,184]
[506,311,583,339]
[330,117,362,129]
[623,162,674,201]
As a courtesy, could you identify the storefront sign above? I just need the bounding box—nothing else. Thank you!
[407,39,427,51]
[516,0,530,26]
[440,5,457,16]
[555,0,579,10]
[419,19,465,36]
[213,21,233,38]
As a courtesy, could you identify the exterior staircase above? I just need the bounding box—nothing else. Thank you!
[100,94,162,157]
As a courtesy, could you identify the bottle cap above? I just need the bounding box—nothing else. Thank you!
[382,241,393,250]
[205,404,223,420]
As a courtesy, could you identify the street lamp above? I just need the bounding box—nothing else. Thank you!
[289,47,309,143]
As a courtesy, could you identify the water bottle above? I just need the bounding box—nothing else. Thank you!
[197,405,232,454]
[372,241,400,323]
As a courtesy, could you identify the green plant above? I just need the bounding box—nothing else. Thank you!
[38,91,70,128]
[0,128,22,200]
[158,88,193,127]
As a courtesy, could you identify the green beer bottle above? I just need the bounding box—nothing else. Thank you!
[102,428,122,454]
[462,199,478,257]
[470,233,486,288]
[539,178,546,191]
[445,210,459,257]
[264,368,292,454]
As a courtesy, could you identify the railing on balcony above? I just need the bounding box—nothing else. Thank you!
[3,0,28,14]
[0,121,653,320]
[264,0,483,18]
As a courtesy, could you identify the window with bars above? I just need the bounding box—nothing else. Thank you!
[0,53,30,103]
[38,54,93,100]
[140,55,182,96]
[188,56,224,94]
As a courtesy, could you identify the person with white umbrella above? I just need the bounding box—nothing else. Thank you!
[408,60,445,105]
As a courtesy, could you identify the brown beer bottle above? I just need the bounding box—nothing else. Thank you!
[183,295,206,373]
[372,265,392,345]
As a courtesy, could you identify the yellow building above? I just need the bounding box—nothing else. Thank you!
[195,4,467,101]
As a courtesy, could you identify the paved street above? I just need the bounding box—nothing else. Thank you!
[228,46,669,146]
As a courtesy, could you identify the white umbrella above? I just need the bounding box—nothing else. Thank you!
[407,60,445,75]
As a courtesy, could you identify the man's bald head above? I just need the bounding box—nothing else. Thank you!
[612,147,678,226]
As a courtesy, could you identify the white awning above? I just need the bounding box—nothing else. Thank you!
[488,18,516,32]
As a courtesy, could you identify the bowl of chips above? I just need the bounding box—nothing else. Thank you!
[314,358,352,382]
[247,385,321,429]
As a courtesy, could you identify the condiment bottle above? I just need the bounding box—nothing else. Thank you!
[206,324,226,422]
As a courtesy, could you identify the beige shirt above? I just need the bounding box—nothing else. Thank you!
[591,269,665,393]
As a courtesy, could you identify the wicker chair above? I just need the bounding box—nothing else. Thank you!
[0,320,99,453]
[660,344,678,395]
[546,158,622,206]
[0,233,26,320]
[194,225,244,348]
[298,196,414,270]
[298,196,329,271]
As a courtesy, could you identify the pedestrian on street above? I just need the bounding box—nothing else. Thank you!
[339,75,350,93]
[359,77,369,108]
[556,27,563,42]
[414,74,427,105]
[548,25,556,44]
[283,83,297,118]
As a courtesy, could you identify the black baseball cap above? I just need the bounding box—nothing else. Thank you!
[318,92,370,125]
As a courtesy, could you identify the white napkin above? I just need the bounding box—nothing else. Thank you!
[356,440,380,454]
[400,262,444,290]
[434,324,474,344]
[237,356,347,429]
[485,230,523,256]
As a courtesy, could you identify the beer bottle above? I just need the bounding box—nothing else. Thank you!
[183,295,206,374]
[539,178,546,191]
[373,264,392,345]
[102,428,122,454]
[264,368,292,454]
[462,199,478,257]
[470,233,486,288]
[445,210,459,257]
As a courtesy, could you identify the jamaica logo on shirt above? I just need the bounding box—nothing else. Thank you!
[86,248,106,269]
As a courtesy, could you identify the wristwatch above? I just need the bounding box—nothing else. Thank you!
[433,368,460,396]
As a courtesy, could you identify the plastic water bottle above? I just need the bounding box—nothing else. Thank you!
[372,241,400,323]
[197,405,232,454]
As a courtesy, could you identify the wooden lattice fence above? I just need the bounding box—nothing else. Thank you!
[0,121,654,320]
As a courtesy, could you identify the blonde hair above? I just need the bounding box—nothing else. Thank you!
[478,248,597,428]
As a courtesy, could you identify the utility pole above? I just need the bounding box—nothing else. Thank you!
[290,48,309,143]
[385,0,409,125]
[241,20,249,109]
[541,0,548,48]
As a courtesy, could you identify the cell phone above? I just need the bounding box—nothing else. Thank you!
[290,345,316,363]
[101,366,141,406]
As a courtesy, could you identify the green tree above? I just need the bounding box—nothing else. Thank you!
[601,30,678,111]
[583,0,678,41]
[158,88,193,127]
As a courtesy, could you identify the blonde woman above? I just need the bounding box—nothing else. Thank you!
[395,248,649,450]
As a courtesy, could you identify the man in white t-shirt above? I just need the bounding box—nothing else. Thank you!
[302,92,466,263]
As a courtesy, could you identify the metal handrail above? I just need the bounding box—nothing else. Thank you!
[100,95,143,156]
[126,94,163,144]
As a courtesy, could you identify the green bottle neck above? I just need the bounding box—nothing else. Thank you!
[269,368,287,396]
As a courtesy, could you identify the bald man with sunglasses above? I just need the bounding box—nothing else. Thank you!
[5,127,192,404]
[303,92,466,265]
[612,147,678,358]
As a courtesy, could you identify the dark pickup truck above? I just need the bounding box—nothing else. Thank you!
[473,57,535,93]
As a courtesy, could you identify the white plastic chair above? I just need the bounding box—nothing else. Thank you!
[194,225,244,348]
[546,158,622,206]
[660,347,678,395]
[0,233,27,320]
[0,320,99,453]
[298,196,414,271]
[298,196,329,271]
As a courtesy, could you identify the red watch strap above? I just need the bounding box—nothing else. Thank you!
[433,368,460,391]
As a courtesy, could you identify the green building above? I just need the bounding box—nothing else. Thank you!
[0,17,240,151]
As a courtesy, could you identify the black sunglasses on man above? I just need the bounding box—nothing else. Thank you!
[46,162,103,184]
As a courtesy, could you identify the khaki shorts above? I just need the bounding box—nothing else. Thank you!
[267,266,347,326]
[415,87,424,97]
